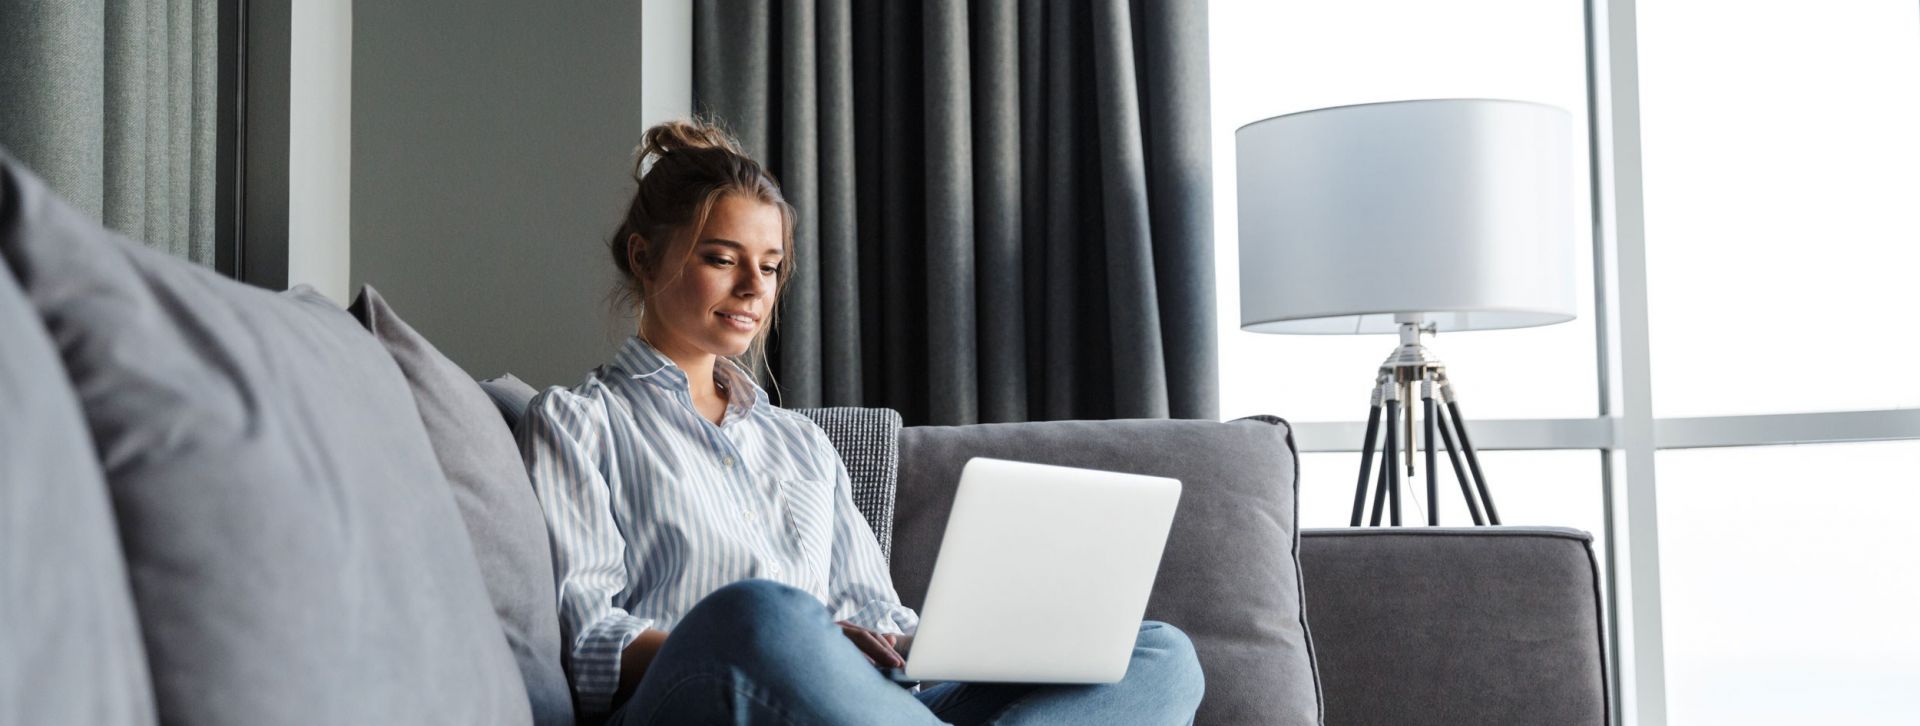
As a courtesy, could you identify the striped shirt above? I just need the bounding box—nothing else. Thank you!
[516,336,917,717]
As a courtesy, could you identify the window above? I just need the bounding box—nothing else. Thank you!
[1631,3,1920,723]
[1657,442,1920,726]
[1213,1,1920,724]
[1639,1,1920,419]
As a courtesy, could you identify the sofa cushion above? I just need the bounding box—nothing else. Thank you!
[792,407,903,561]
[0,238,155,725]
[895,417,1320,726]
[0,152,531,725]
[349,286,572,726]
[1299,527,1607,726]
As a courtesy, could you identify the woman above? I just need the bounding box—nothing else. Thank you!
[518,119,1204,725]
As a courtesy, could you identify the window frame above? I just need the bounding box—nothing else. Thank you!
[1283,3,1920,724]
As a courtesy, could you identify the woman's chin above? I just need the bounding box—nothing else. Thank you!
[705,334,755,358]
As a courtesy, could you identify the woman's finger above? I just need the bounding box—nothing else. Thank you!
[841,625,900,667]
[860,630,903,667]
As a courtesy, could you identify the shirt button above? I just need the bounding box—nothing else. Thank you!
[723,456,735,468]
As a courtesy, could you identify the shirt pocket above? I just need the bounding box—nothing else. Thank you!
[772,477,836,558]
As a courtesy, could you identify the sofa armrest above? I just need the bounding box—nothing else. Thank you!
[1299,527,1608,726]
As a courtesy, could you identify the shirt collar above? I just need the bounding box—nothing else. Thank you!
[610,335,675,380]
[609,335,769,418]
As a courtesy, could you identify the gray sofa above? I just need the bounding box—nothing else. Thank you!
[830,414,1609,726]
[3,149,1605,725]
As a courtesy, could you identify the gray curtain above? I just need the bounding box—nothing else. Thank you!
[0,0,218,265]
[696,0,1218,426]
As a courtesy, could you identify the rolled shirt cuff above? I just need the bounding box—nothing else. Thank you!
[570,612,654,718]
[840,600,919,637]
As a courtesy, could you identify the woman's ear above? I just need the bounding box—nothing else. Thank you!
[627,232,647,280]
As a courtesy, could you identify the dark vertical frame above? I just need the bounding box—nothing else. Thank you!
[240,0,288,290]
[214,0,245,278]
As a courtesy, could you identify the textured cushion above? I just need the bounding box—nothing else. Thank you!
[479,372,540,431]
[792,407,903,561]
[895,417,1320,726]
[349,286,572,726]
[0,239,155,725]
[1299,527,1607,726]
[0,152,531,725]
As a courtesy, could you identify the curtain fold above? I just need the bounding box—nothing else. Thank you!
[696,0,1216,425]
[1,0,219,266]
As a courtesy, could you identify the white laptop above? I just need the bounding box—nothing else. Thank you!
[884,457,1181,684]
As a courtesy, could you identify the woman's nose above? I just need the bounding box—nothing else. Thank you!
[736,269,765,297]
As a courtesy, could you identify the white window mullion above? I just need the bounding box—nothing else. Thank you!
[1655,410,1920,450]
[1588,0,1667,724]
[1290,418,1614,452]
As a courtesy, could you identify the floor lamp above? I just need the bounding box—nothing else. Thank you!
[1234,99,1578,527]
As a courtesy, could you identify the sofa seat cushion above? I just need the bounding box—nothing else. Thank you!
[0,229,155,725]
[350,286,572,725]
[0,152,531,725]
[895,417,1321,726]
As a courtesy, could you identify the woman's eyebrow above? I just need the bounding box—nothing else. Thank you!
[699,238,783,258]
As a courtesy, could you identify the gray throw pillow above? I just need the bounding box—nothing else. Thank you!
[349,286,573,726]
[0,152,531,725]
[0,243,155,725]
[895,417,1321,726]
[479,372,540,431]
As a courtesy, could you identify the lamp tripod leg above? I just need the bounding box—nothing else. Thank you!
[1352,381,1386,527]
[1374,420,1390,526]
[1423,374,1439,526]
[1435,402,1487,526]
[1444,396,1501,525]
[1383,396,1403,526]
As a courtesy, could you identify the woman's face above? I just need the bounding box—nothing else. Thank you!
[639,193,785,360]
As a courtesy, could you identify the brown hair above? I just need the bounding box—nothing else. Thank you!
[609,118,795,374]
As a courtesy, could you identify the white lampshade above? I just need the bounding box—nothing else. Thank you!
[1235,99,1578,334]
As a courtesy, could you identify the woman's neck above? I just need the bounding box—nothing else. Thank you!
[638,323,723,404]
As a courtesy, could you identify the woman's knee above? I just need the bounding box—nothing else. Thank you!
[1138,622,1196,658]
[681,579,823,632]
[1136,621,1205,702]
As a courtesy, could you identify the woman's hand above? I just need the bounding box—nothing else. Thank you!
[836,620,904,668]
[615,628,672,704]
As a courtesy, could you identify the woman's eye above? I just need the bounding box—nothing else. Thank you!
[705,255,734,267]
[760,265,779,275]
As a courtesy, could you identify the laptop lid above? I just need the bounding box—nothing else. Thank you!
[900,457,1181,684]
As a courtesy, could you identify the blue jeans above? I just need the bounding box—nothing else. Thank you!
[605,579,1205,726]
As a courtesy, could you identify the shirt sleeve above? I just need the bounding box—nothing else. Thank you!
[518,387,654,719]
[816,428,920,636]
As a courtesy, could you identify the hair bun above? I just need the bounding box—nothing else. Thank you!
[636,119,743,173]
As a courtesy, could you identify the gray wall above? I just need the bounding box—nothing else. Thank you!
[351,1,644,387]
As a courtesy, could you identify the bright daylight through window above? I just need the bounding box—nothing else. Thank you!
[1637,2,1920,724]
[1212,1,1920,724]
